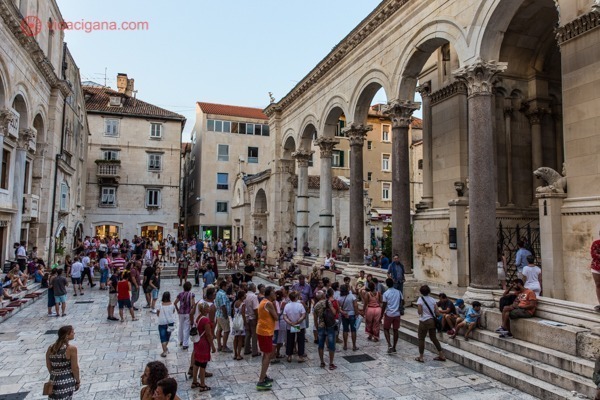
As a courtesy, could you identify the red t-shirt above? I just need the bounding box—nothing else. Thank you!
[117,280,130,300]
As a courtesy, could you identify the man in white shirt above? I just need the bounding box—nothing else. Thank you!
[16,241,27,272]
[381,278,403,353]
[70,256,85,296]
[80,253,95,287]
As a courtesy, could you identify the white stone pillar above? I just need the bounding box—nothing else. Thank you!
[537,193,566,299]
[314,137,339,256]
[552,107,564,169]
[292,150,313,254]
[527,108,545,205]
[416,82,433,209]
[10,129,35,248]
[448,198,469,287]
[504,100,515,206]
[455,59,507,305]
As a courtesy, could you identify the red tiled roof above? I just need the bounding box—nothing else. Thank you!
[181,142,191,153]
[411,117,423,129]
[197,102,268,120]
[290,175,349,191]
[83,86,186,122]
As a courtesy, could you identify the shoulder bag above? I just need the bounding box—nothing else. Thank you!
[421,296,441,331]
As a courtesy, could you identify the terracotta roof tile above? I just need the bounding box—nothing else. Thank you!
[411,117,423,129]
[197,102,268,120]
[291,175,349,190]
[83,86,186,122]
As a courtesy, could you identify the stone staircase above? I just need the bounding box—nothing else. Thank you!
[0,282,46,322]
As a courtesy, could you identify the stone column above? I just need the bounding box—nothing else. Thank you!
[343,123,372,265]
[314,137,339,256]
[552,106,564,169]
[292,149,313,255]
[527,108,545,204]
[10,129,36,248]
[383,100,420,273]
[0,109,14,174]
[455,59,507,304]
[416,82,433,209]
[504,99,515,206]
[537,193,566,299]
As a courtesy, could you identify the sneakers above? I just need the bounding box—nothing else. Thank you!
[151,309,157,314]
[264,376,273,384]
[256,381,272,391]
[499,332,513,339]
[495,326,507,333]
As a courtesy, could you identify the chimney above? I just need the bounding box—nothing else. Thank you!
[116,73,135,96]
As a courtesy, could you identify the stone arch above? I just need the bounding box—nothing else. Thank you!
[32,112,44,143]
[11,91,30,131]
[254,189,267,213]
[319,95,349,137]
[73,221,84,249]
[282,135,296,159]
[349,69,391,123]
[0,57,8,108]
[298,114,319,148]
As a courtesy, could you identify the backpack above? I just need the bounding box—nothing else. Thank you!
[322,300,337,329]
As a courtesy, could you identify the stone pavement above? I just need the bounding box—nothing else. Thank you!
[0,277,538,400]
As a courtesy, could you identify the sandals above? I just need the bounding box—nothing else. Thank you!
[433,356,446,362]
[329,364,337,370]
[198,385,211,392]
[190,382,201,388]
[287,356,292,363]
[414,357,424,363]
[352,346,359,351]
[320,362,326,368]
[205,372,213,378]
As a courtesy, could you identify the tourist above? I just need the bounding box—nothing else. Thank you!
[497,279,537,339]
[232,290,247,360]
[191,302,215,392]
[107,267,119,321]
[177,250,189,287]
[272,289,287,361]
[291,274,312,332]
[449,301,482,341]
[436,293,455,332]
[16,241,27,272]
[338,283,359,351]
[69,257,84,297]
[215,280,232,353]
[140,361,168,400]
[157,291,176,357]
[302,242,311,257]
[497,249,507,290]
[243,257,255,282]
[381,278,402,353]
[244,282,260,357]
[592,230,600,311]
[309,266,321,292]
[159,240,167,265]
[150,266,161,313]
[314,289,338,370]
[80,253,94,288]
[153,377,180,400]
[522,255,542,296]
[174,282,195,350]
[415,285,446,362]
[152,237,160,260]
[283,290,307,362]
[362,281,382,342]
[203,266,216,290]
[380,254,390,270]
[142,260,155,308]
[117,271,137,322]
[98,252,109,290]
[514,240,532,279]
[445,299,466,335]
[355,270,367,292]
[45,325,80,399]
[47,269,57,317]
[130,261,141,311]
[337,237,343,253]
[323,252,334,270]
[256,286,278,391]
[53,268,68,317]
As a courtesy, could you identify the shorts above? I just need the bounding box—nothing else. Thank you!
[497,267,506,281]
[509,308,534,319]
[257,334,274,353]
[144,285,153,294]
[317,327,336,352]
[100,269,109,284]
[341,315,357,333]
[216,317,230,332]
[151,289,159,300]
[71,277,81,285]
[194,361,208,368]
[54,295,67,304]
[108,293,118,307]
[383,315,401,330]
[158,324,173,343]
[118,299,132,309]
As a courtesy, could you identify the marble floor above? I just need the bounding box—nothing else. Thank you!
[0,276,537,400]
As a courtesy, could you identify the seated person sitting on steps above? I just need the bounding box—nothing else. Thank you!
[284,247,294,262]
[449,301,481,340]
[436,293,455,332]
[496,278,537,339]
[445,298,466,333]
[302,242,311,257]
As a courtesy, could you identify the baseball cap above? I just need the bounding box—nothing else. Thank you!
[455,299,464,306]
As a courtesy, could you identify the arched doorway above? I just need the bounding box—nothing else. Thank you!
[73,223,83,250]
[253,189,268,244]
[95,224,120,239]
[141,225,164,241]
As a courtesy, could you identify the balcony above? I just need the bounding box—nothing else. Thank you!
[22,194,40,222]
[95,160,121,184]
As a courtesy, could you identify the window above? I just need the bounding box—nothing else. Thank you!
[382,154,390,171]
[335,119,346,137]
[207,119,214,131]
[105,119,119,136]
[332,150,345,168]
[248,147,259,163]
[382,124,390,142]
[59,183,68,211]
[218,144,229,161]
[148,153,162,171]
[146,189,161,207]
[223,121,231,133]
[231,122,239,134]
[262,124,270,136]
[215,120,223,132]
[102,150,119,160]
[246,123,254,135]
[238,122,246,135]
[1,149,10,189]
[367,141,372,150]
[382,182,391,201]
[217,173,228,190]
[418,159,423,169]
[216,201,228,213]
[367,172,372,181]
[100,187,116,206]
[150,123,162,138]
[308,153,314,167]
[254,124,262,136]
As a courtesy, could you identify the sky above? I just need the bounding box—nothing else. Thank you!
[57,0,392,140]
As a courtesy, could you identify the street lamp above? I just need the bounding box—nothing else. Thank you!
[196,197,204,239]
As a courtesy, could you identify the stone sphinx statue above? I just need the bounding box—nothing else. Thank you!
[534,164,567,194]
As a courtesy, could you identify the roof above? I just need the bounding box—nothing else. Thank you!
[197,102,268,120]
[181,142,191,154]
[83,86,186,123]
[290,175,349,191]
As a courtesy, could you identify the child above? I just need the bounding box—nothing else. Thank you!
[449,301,481,341]
[445,298,466,335]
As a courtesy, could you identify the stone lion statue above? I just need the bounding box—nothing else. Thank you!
[534,165,567,194]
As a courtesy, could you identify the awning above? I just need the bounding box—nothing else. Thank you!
[371,208,392,220]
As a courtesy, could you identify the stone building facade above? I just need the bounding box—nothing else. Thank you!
[261,0,600,305]
[83,75,186,241]
[0,0,88,265]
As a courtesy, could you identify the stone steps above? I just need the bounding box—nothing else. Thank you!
[400,308,596,399]
[0,282,46,322]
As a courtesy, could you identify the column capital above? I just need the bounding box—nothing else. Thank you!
[291,149,314,167]
[343,123,373,147]
[313,136,340,159]
[17,128,36,151]
[416,81,431,97]
[0,108,17,136]
[383,99,421,128]
[453,58,507,97]
[525,107,549,125]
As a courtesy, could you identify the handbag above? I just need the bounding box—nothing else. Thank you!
[421,296,442,331]
[43,379,53,395]
[354,315,363,331]
[167,322,175,333]
[232,311,244,332]
[189,326,200,343]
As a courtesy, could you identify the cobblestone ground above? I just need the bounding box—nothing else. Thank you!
[0,275,537,400]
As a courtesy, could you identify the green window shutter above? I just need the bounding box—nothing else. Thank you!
[339,150,345,167]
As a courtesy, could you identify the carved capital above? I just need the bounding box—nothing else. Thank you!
[382,99,420,129]
[343,123,373,147]
[453,58,507,97]
[0,108,17,136]
[291,149,314,168]
[526,108,548,126]
[314,137,340,159]
[416,81,431,98]
[17,128,36,151]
